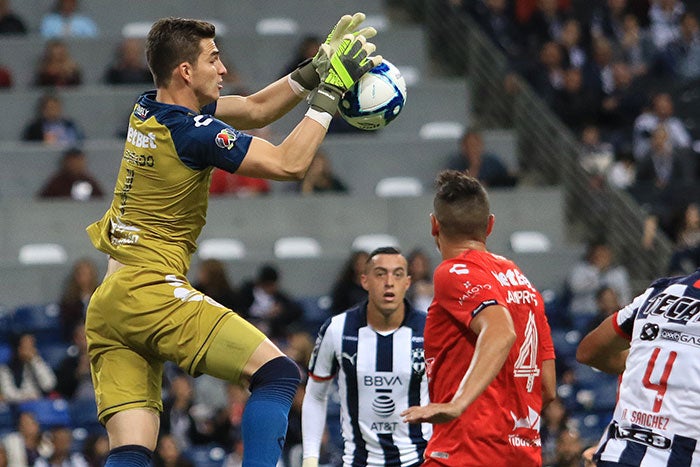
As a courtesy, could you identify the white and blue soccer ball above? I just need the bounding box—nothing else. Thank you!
[338,59,407,131]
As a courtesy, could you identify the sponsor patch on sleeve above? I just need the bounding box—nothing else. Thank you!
[215,128,237,150]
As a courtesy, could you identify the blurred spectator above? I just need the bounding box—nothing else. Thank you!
[54,324,93,400]
[1,412,53,466]
[40,0,97,38]
[0,0,26,35]
[0,444,6,467]
[329,250,369,315]
[237,264,303,340]
[579,124,616,177]
[632,92,691,161]
[153,434,194,467]
[103,37,152,85]
[558,18,587,69]
[648,0,685,50]
[598,61,646,148]
[589,0,629,44]
[582,36,615,97]
[222,438,244,467]
[553,67,601,131]
[281,35,320,76]
[210,384,248,450]
[675,202,700,249]
[161,373,212,450]
[35,426,88,466]
[520,40,566,104]
[81,433,108,467]
[540,397,571,466]
[192,259,239,310]
[406,248,434,312]
[22,93,83,146]
[472,0,526,63]
[606,149,637,190]
[209,170,270,197]
[565,239,631,324]
[0,64,11,88]
[58,258,99,340]
[297,150,348,194]
[445,127,517,187]
[34,39,82,87]
[523,0,571,54]
[662,11,700,81]
[553,428,584,466]
[635,125,689,189]
[0,333,56,403]
[619,13,657,78]
[586,286,622,332]
[38,147,104,201]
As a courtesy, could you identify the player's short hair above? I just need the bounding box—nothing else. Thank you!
[146,17,216,87]
[366,246,402,262]
[433,170,490,241]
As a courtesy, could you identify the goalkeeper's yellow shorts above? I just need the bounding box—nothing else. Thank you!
[85,265,265,424]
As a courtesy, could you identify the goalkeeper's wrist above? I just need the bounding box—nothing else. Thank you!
[289,58,320,96]
[308,83,342,116]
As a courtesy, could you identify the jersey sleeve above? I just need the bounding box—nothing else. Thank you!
[613,287,653,340]
[433,260,506,328]
[308,318,338,381]
[170,114,253,173]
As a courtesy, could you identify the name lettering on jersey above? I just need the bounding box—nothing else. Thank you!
[659,328,700,348]
[639,292,700,325]
[109,218,140,245]
[126,126,157,149]
[625,410,670,431]
[449,264,470,275]
[363,376,403,387]
[124,149,155,168]
[119,168,135,216]
[492,268,536,291]
[507,290,539,305]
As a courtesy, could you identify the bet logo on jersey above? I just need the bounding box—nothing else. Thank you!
[215,128,237,150]
[640,323,659,341]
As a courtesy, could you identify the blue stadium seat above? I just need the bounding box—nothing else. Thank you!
[184,445,227,467]
[0,403,16,434]
[0,343,11,365]
[0,306,13,341]
[298,295,332,332]
[551,329,581,368]
[18,398,71,429]
[69,398,102,434]
[11,303,63,341]
[37,341,70,370]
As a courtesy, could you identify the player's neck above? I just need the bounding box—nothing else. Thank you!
[156,87,200,113]
[442,240,487,260]
[366,305,404,333]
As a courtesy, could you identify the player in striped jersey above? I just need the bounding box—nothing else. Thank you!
[302,247,431,467]
[577,269,700,466]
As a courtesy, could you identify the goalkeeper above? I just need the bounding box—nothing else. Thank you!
[84,14,381,467]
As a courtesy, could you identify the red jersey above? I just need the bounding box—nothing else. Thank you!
[423,250,555,467]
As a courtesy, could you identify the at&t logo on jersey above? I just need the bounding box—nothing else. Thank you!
[215,128,237,150]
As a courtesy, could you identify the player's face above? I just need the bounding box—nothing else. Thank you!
[362,254,411,316]
[192,38,227,105]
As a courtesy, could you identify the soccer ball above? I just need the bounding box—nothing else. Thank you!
[338,59,407,131]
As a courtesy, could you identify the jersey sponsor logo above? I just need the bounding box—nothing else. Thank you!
[215,128,237,150]
[639,292,700,325]
[165,274,205,303]
[341,352,357,366]
[109,218,140,245]
[614,425,672,450]
[640,323,660,340]
[491,268,535,290]
[133,103,148,119]
[126,126,157,149]
[124,149,155,168]
[363,375,403,387]
[411,348,426,376]
[193,115,213,127]
[458,281,492,305]
[508,406,542,448]
[449,264,469,275]
[659,327,700,348]
[371,394,396,418]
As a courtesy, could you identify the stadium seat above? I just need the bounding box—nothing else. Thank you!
[351,234,400,253]
[255,17,298,35]
[0,403,15,435]
[299,295,332,331]
[375,177,424,197]
[18,398,71,429]
[11,303,62,339]
[274,236,322,259]
[69,398,102,434]
[418,121,464,140]
[509,231,552,253]
[18,243,68,265]
[0,343,11,365]
[184,445,227,467]
[197,238,246,260]
[37,341,70,370]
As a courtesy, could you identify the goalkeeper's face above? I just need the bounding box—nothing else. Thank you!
[191,38,227,105]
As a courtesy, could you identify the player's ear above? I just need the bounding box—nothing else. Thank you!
[486,214,495,238]
[430,213,439,237]
[360,274,369,291]
[177,62,193,84]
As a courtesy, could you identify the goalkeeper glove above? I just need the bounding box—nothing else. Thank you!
[289,12,377,94]
[309,34,382,116]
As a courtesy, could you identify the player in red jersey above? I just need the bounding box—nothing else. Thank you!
[401,170,556,466]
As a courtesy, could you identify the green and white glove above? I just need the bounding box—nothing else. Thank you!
[309,34,382,116]
[289,12,377,95]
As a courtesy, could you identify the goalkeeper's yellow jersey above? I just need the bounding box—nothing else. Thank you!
[87,91,253,275]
